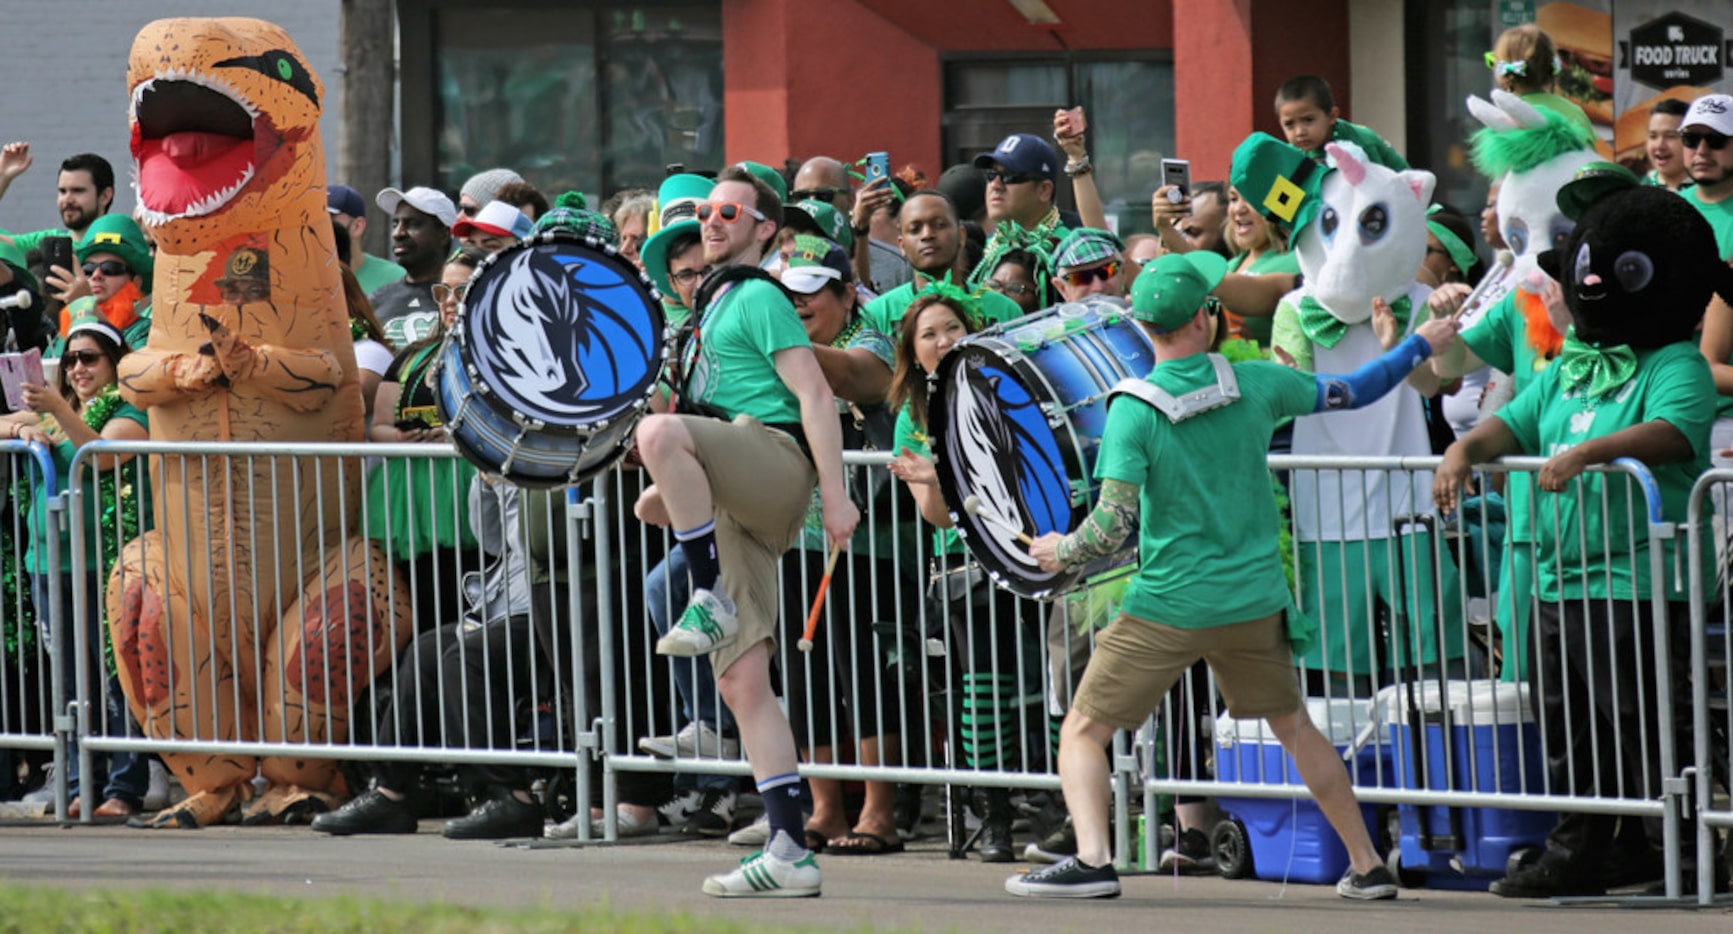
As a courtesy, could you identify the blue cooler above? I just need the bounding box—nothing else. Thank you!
[1213,698,1390,884]
[1382,680,1554,890]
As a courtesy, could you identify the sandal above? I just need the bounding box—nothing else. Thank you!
[802,828,830,853]
[825,830,906,855]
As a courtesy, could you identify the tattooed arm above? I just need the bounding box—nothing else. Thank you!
[1030,479,1139,572]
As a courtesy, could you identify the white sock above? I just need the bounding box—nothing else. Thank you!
[766,828,808,861]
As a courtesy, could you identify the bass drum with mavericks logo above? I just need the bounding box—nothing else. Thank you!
[434,232,671,488]
[929,297,1153,599]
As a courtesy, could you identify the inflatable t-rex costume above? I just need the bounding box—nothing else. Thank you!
[108,17,410,828]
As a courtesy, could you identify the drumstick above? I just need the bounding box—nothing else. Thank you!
[796,543,845,652]
[1452,249,1514,322]
[963,495,1033,545]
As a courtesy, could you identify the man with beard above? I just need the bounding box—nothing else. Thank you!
[1681,94,1733,260]
[860,191,1025,337]
[368,186,458,347]
[0,149,115,254]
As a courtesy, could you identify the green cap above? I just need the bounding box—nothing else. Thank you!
[1556,161,1641,221]
[76,214,153,291]
[0,229,36,292]
[783,199,854,252]
[642,174,716,301]
[737,161,788,205]
[1130,251,1229,332]
[1230,132,1327,238]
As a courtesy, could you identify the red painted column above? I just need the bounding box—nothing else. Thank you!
[1173,0,1351,184]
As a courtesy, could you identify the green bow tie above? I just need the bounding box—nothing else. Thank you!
[1295,294,1411,350]
[1557,330,1638,400]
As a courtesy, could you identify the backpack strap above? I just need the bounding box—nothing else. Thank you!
[1109,353,1241,423]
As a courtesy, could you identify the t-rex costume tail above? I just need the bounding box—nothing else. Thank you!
[109,17,411,828]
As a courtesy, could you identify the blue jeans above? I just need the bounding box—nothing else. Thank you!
[645,548,734,792]
[32,571,148,807]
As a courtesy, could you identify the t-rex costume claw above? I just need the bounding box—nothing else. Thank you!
[108,17,411,828]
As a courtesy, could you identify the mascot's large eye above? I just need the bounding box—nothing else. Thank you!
[1612,251,1654,293]
[1505,219,1529,256]
[1357,204,1389,245]
[1319,206,1339,242]
[1548,216,1576,253]
[1572,243,1593,285]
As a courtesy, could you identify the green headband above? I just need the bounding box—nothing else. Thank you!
[1425,206,1476,279]
[911,272,984,330]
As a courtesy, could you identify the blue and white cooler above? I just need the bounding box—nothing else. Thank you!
[1381,679,1554,889]
[1212,697,1390,884]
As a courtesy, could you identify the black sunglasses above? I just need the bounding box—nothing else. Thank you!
[82,260,128,277]
[1681,131,1731,151]
[790,187,847,202]
[63,350,107,368]
[982,170,1038,186]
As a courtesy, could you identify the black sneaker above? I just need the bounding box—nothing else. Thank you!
[1489,853,1604,899]
[1157,827,1215,874]
[1005,856,1121,898]
[310,788,417,836]
[680,788,738,837]
[441,790,544,840]
[1023,817,1077,864]
[1337,864,1399,900]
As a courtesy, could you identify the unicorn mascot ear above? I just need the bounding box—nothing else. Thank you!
[1294,141,1436,325]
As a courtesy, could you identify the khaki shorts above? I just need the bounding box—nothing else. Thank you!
[1071,611,1303,730]
[680,414,816,676]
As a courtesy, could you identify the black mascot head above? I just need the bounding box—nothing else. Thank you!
[1541,179,1733,349]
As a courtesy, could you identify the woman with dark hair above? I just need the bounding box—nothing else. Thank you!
[980,247,1051,315]
[4,305,150,818]
[365,247,486,631]
[885,287,1029,863]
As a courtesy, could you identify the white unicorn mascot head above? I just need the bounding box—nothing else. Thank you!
[1294,140,1437,324]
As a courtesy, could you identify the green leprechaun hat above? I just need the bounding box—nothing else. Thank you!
[1230,132,1327,240]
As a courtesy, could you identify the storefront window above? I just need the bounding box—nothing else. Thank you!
[423,3,722,199]
[1406,1,1499,219]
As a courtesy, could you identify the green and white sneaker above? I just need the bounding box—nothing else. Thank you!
[655,588,738,657]
[701,847,822,898]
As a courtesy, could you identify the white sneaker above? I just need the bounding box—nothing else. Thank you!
[544,812,588,840]
[21,764,56,807]
[143,760,172,811]
[545,805,659,839]
[655,589,738,657]
[728,812,770,847]
[702,837,821,898]
[639,721,740,759]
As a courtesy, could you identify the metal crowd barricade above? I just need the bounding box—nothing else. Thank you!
[1686,468,1733,906]
[0,439,61,818]
[62,440,600,827]
[1141,455,1693,900]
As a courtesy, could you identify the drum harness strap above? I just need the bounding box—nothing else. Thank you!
[675,265,813,461]
[1108,353,1241,423]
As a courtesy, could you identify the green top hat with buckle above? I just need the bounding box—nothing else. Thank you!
[76,214,153,292]
[642,174,716,302]
[1230,132,1327,240]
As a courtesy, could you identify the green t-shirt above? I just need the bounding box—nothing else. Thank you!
[9,228,63,257]
[1684,185,1733,262]
[1309,119,1408,171]
[1095,355,1317,627]
[1496,341,1714,601]
[861,278,1024,338]
[1460,289,1560,542]
[353,252,407,296]
[893,403,962,557]
[1224,249,1299,346]
[680,277,808,425]
[25,400,151,574]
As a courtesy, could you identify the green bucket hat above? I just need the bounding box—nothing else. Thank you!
[782,199,854,252]
[641,173,716,301]
[76,214,153,291]
[0,229,37,292]
[1555,161,1641,221]
[1230,132,1327,239]
[1130,251,1229,332]
[737,161,788,206]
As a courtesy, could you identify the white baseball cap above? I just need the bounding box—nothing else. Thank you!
[376,186,459,227]
[1681,93,1733,138]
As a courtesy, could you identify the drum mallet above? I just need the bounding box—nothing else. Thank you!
[797,543,846,652]
[963,495,1033,545]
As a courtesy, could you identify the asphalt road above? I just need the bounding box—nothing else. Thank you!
[2,821,1730,932]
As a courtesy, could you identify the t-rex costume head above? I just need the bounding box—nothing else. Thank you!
[1293,141,1437,324]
